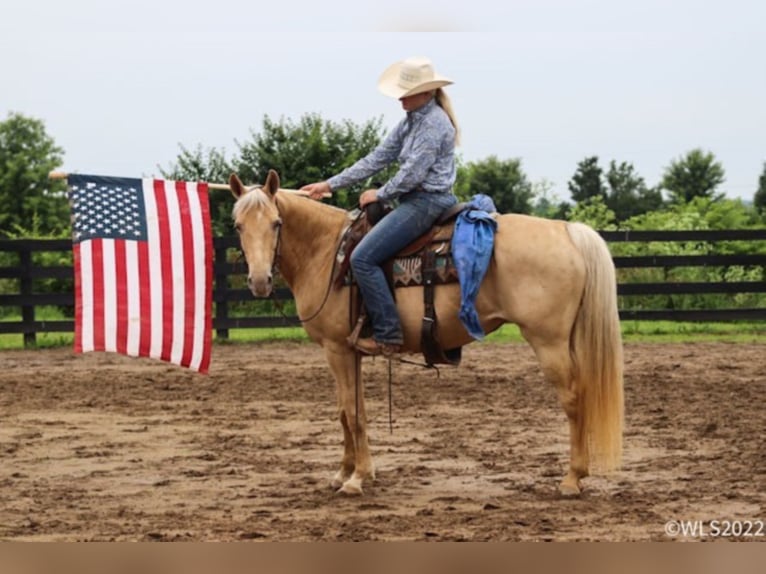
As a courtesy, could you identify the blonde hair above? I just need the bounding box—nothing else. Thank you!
[435,88,461,146]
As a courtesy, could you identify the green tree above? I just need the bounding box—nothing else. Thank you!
[754,161,766,215]
[568,156,606,204]
[235,113,390,209]
[604,160,664,222]
[464,156,533,214]
[530,179,569,219]
[661,148,725,203]
[451,155,471,201]
[567,195,617,230]
[0,112,67,237]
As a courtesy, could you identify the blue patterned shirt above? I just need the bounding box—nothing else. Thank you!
[327,98,456,202]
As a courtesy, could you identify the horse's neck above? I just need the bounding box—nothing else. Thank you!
[276,193,347,290]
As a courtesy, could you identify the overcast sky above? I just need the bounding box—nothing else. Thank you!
[3,0,764,202]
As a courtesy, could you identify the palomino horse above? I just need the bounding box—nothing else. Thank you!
[229,169,624,496]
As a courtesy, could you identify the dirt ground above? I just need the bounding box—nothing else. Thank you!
[0,341,763,542]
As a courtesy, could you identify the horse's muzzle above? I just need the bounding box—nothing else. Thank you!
[248,273,273,297]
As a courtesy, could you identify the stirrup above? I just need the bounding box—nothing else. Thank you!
[346,315,366,348]
[350,337,402,358]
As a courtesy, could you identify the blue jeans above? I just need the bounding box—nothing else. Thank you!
[350,190,458,345]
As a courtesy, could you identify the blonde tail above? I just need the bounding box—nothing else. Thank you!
[566,222,624,472]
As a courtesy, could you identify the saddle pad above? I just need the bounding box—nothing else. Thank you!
[392,253,458,288]
[340,252,458,289]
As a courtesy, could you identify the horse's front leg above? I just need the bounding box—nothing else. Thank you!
[324,344,374,495]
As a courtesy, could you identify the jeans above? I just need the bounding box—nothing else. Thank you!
[350,190,458,345]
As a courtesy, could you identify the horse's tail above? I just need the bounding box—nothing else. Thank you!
[566,222,624,472]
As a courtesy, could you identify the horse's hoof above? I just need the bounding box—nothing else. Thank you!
[558,481,582,497]
[337,476,364,496]
[336,484,363,496]
[330,470,353,490]
[330,473,347,490]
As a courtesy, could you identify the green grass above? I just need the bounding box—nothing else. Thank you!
[620,320,766,343]
[1,313,764,350]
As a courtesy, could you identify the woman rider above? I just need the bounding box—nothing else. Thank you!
[302,56,460,357]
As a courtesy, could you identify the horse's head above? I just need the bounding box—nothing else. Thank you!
[230,169,282,297]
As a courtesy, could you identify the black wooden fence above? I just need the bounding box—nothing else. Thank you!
[1,229,765,346]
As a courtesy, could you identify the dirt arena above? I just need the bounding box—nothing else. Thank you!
[0,341,763,541]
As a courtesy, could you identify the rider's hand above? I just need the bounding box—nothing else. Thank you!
[300,181,331,200]
[359,188,379,208]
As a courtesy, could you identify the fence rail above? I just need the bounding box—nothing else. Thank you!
[2,229,765,345]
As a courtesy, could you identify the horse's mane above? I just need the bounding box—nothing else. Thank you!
[232,186,347,221]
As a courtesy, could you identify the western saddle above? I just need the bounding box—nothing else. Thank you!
[335,202,465,366]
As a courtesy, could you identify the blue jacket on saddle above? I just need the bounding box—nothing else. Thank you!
[451,194,498,340]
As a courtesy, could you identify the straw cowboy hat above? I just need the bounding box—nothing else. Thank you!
[377,57,453,99]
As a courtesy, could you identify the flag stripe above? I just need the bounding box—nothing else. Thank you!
[137,239,151,359]
[188,182,210,371]
[79,240,94,352]
[144,181,163,360]
[153,179,174,362]
[198,183,213,373]
[163,180,185,365]
[125,240,140,357]
[102,240,117,352]
[73,243,83,354]
[177,181,196,369]
[115,239,128,355]
[91,239,105,352]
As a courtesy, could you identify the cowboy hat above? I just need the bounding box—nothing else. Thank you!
[377,57,453,99]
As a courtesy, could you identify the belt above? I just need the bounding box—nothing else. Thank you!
[413,185,451,194]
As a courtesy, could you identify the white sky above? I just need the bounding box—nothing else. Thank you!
[3,0,764,202]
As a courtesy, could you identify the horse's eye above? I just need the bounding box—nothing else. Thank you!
[234,223,242,233]
[273,220,282,230]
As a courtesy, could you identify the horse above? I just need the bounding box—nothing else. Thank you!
[229,169,624,497]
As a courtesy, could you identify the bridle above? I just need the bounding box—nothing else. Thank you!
[245,191,360,325]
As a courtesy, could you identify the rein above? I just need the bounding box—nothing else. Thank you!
[270,205,364,325]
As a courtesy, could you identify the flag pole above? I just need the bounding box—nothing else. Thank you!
[48,171,327,196]
[49,171,231,191]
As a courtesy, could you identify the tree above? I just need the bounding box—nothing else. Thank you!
[162,113,391,229]
[530,179,569,219]
[0,112,67,236]
[754,161,766,214]
[661,148,725,203]
[568,156,606,204]
[451,155,471,201]
[604,160,664,222]
[235,113,390,209]
[464,156,533,214]
[567,195,617,230]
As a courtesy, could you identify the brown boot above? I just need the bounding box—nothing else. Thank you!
[348,337,401,358]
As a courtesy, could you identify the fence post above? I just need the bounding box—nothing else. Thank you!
[214,244,229,341]
[19,247,36,347]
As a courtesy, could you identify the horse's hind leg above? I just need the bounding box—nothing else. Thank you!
[324,345,374,495]
[525,334,589,496]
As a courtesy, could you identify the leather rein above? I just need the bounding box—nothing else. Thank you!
[267,201,362,324]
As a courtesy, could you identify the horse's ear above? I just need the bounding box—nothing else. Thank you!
[264,169,280,198]
[229,173,246,199]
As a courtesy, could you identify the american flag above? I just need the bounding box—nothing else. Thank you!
[68,174,213,373]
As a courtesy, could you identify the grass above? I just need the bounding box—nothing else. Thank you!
[619,320,766,344]
[1,312,764,350]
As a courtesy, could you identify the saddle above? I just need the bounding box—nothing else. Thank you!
[336,202,466,366]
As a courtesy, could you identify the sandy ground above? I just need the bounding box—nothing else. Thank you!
[0,341,763,541]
